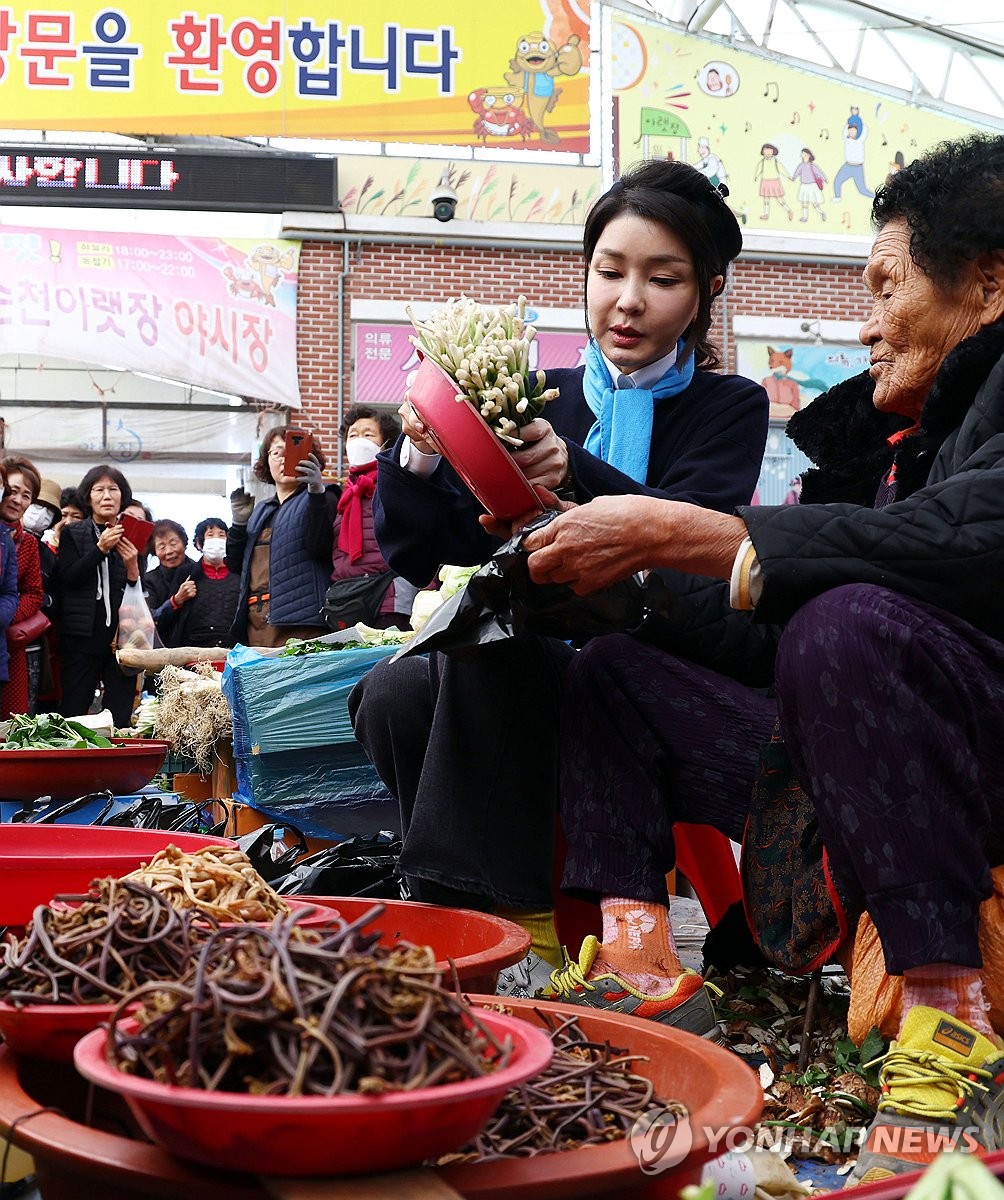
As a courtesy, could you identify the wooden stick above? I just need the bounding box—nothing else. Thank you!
[116,646,230,670]
[261,1168,465,1199]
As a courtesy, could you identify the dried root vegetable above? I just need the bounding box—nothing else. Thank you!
[124,844,291,923]
[107,908,512,1096]
[408,295,559,446]
[0,878,207,1006]
[155,663,232,773]
[436,1008,660,1162]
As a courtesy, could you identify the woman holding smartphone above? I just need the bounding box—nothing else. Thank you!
[227,426,340,647]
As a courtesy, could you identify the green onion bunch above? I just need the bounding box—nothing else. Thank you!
[408,296,559,446]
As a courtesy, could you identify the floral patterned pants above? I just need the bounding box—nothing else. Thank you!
[560,584,1004,973]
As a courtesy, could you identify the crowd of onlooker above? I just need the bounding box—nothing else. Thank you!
[0,407,411,725]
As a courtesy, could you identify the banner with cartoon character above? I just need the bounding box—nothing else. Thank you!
[0,226,301,406]
[607,11,994,237]
[0,1,590,152]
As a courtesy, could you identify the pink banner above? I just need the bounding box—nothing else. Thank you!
[0,225,301,406]
[354,323,587,406]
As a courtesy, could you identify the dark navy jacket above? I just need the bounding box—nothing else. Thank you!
[0,525,19,682]
[374,364,769,586]
[228,486,338,642]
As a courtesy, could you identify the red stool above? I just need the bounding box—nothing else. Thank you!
[552,822,742,950]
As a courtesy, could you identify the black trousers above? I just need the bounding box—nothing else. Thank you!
[349,636,576,910]
[60,645,139,729]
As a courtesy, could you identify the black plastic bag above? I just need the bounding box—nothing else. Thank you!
[394,508,673,659]
[273,831,404,900]
[232,822,310,883]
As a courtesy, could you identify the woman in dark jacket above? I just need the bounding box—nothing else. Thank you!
[525,133,1004,1183]
[58,464,141,727]
[350,159,769,998]
[227,427,339,647]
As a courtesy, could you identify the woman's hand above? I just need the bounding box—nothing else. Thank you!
[477,486,570,541]
[115,536,140,583]
[398,388,439,456]
[510,420,569,490]
[296,452,324,494]
[97,524,124,554]
[174,579,197,606]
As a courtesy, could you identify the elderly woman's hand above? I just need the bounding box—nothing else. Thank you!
[115,536,140,583]
[521,497,749,594]
[510,420,570,491]
[97,524,123,554]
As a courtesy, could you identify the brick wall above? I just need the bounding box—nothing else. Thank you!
[295,240,872,442]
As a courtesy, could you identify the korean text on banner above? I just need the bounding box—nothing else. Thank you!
[0,3,591,152]
[0,227,301,407]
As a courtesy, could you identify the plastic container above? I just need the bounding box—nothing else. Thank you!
[74,1009,554,1177]
[407,355,543,521]
[0,739,171,802]
[0,825,236,925]
[0,1001,120,1062]
[0,994,768,1199]
[295,895,530,993]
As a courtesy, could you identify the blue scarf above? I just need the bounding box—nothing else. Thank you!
[583,338,695,483]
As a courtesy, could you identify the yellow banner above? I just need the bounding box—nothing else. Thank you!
[0,2,591,151]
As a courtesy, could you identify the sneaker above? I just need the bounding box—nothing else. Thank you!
[495,950,555,999]
[537,935,719,1037]
[846,1005,1004,1187]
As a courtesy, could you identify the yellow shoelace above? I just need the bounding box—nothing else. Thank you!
[546,956,595,999]
[869,1047,993,1122]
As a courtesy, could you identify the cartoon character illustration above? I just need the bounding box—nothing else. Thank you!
[792,147,828,222]
[504,32,582,143]
[762,346,802,419]
[247,244,295,307]
[223,264,266,301]
[753,143,794,222]
[694,137,728,189]
[833,113,873,199]
[468,87,534,143]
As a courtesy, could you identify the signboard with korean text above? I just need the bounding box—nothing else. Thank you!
[354,322,587,406]
[0,226,302,406]
[0,2,591,153]
[0,146,338,211]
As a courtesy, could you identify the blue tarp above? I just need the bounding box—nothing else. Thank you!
[221,640,399,834]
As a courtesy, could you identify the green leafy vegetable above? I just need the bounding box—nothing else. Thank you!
[2,712,115,750]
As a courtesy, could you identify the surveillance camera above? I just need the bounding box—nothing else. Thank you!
[430,178,458,223]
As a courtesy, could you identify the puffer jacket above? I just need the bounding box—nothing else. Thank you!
[228,486,338,642]
[634,318,1004,683]
[0,525,19,682]
[56,519,130,644]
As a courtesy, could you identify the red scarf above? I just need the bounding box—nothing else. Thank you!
[337,461,378,563]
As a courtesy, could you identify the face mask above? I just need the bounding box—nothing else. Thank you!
[346,437,382,468]
[202,536,226,563]
[22,504,54,534]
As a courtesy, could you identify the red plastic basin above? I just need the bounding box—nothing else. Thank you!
[0,1001,124,1062]
[295,895,530,993]
[408,355,543,521]
[0,739,171,802]
[0,825,236,925]
[74,1009,554,1177]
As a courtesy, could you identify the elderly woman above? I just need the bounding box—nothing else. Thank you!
[0,456,46,717]
[522,132,1004,1183]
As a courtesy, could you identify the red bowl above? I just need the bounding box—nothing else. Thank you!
[0,1000,126,1062]
[74,1009,554,1177]
[294,896,530,993]
[408,356,544,521]
[0,738,171,802]
[0,825,237,925]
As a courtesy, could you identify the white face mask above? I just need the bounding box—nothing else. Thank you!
[22,504,55,534]
[202,536,226,563]
[346,437,382,468]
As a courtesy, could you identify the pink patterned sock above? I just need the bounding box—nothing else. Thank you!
[901,965,995,1040]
